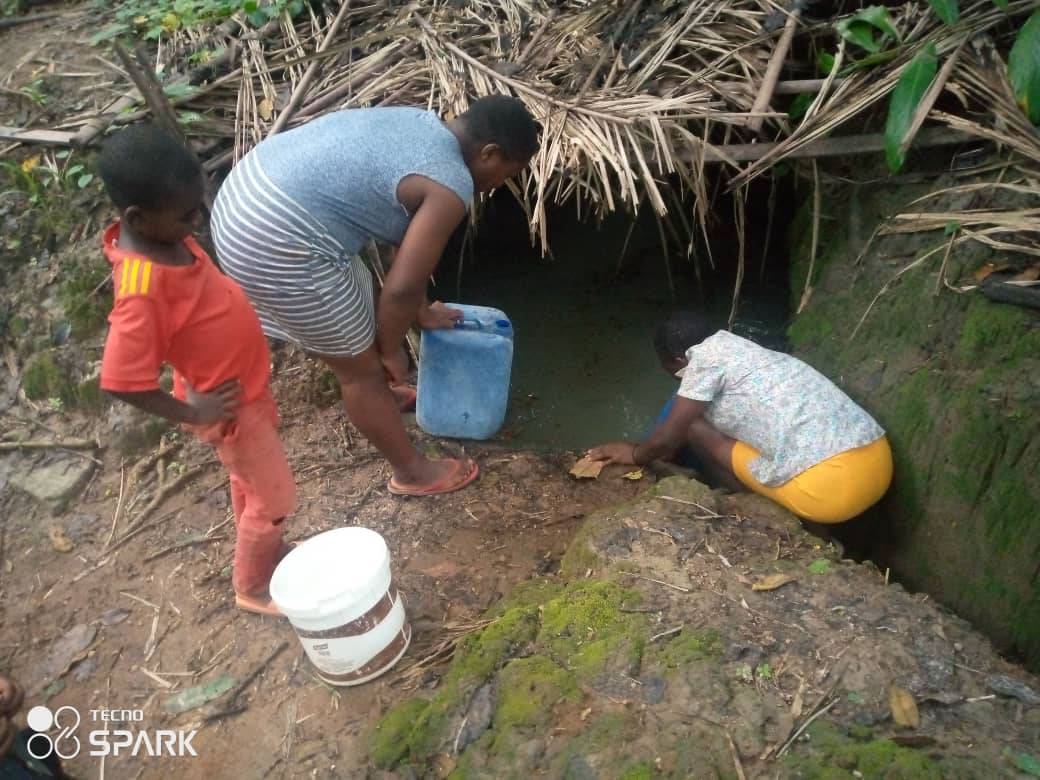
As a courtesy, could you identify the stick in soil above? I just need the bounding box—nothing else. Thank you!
[200,641,290,722]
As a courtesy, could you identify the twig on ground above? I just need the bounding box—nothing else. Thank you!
[650,625,684,643]
[623,572,691,593]
[0,438,98,451]
[144,534,226,564]
[200,641,290,723]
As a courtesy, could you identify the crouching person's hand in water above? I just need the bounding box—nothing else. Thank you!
[417,300,463,330]
[587,442,639,466]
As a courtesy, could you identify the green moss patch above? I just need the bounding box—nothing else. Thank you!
[649,628,722,669]
[538,580,645,677]
[784,721,981,779]
[22,352,76,404]
[494,656,579,732]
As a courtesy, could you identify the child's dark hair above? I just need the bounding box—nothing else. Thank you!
[97,125,201,210]
[458,95,540,161]
[654,311,713,361]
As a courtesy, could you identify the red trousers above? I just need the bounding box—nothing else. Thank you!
[192,391,296,595]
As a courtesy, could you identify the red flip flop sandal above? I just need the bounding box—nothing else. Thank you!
[390,384,417,412]
[235,592,285,617]
[387,458,479,497]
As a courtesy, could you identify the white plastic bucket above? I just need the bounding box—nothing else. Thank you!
[270,527,411,686]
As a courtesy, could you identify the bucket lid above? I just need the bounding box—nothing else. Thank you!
[270,527,390,620]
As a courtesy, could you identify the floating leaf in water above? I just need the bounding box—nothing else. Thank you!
[1009,9,1040,124]
[752,573,798,591]
[163,675,237,715]
[808,558,831,575]
[889,684,920,728]
[927,0,959,25]
[885,44,938,172]
[569,457,605,480]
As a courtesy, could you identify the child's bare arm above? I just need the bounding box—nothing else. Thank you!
[107,378,241,426]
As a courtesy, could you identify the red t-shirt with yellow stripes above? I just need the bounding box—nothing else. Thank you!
[100,222,271,404]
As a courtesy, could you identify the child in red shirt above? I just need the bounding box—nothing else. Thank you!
[97,125,294,616]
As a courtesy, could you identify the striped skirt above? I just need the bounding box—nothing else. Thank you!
[210,151,376,357]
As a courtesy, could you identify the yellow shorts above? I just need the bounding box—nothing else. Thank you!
[732,436,893,524]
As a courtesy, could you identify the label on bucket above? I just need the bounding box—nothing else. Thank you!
[291,590,409,684]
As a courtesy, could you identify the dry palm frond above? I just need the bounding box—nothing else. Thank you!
[70,0,1037,267]
[395,618,496,691]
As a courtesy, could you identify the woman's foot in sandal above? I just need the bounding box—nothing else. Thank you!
[388,457,479,496]
[235,591,285,617]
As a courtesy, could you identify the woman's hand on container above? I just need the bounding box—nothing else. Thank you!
[587,442,638,466]
[418,301,463,330]
[381,346,411,385]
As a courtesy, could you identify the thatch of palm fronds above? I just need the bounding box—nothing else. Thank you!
[75,0,1039,256]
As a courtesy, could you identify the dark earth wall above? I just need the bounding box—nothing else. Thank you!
[785,166,1040,671]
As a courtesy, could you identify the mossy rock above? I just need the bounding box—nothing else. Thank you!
[782,721,990,779]
[60,259,110,338]
[21,352,76,405]
[786,168,1040,670]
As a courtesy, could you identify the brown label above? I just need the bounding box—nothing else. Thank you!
[294,587,399,640]
[316,624,412,684]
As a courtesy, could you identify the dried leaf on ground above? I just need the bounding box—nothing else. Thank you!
[889,684,920,728]
[163,675,237,714]
[974,262,1012,281]
[29,624,97,695]
[622,469,644,481]
[569,457,605,480]
[258,98,274,121]
[47,526,74,553]
[752,573,798,591]
[98,608,130,626]
[986,674,1040,704]
[1011,265,1040,282]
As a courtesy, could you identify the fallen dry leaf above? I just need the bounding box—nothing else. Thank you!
[889,684,920,728]
[752,573,798,591]
[47,526,74,553]
[973,262,1010,282]
[622,469,644,480]
[29,623,96,695]
[1011,264,1040,283]
[258,97,274,121]
[569,456,605,480]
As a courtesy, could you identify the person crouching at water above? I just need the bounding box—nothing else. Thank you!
[211,95,540,497]
[587,311,893,524]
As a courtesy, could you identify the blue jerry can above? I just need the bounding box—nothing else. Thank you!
[416,303,514,440]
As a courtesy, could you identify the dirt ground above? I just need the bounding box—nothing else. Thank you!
[2,7,1040,780]
[1,352,654,778]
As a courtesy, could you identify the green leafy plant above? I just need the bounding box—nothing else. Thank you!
[835,6,900,54]
[755,663,774,680]
[808,558,832,575]
[91,0,307,44]
[1009,8,1040,125]
[884,43,938,172]
[927,0,959,25]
